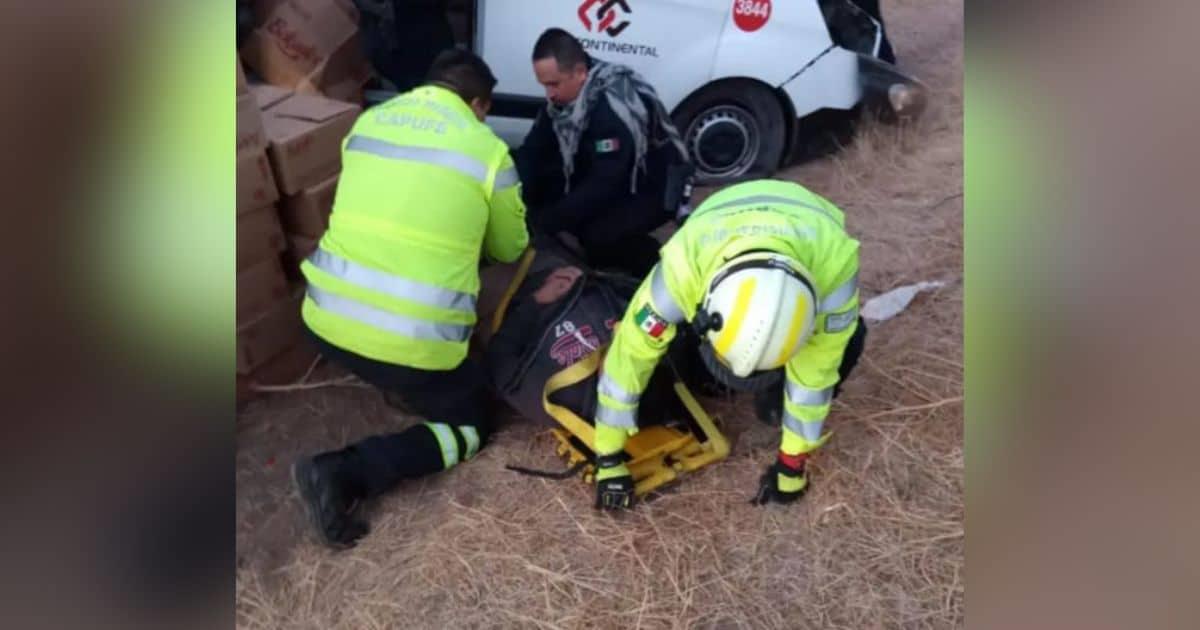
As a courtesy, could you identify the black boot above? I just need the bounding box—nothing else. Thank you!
[291,451,368,549]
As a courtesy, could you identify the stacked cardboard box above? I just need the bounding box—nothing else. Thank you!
[279,173,337,277]
[255,84,358,283]
[237,66,361,403]
[239,0,372,103]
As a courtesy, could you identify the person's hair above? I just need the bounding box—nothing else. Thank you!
[426,48,497,103]
[531,27,588,72]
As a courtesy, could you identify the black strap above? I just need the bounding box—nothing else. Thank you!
[504,460,589,480]
[595,452,626,468]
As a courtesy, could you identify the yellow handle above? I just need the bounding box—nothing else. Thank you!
[490,247,537,334]
[541,346,609,447]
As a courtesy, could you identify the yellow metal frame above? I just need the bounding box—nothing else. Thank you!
[491,246,730,496]
[542,347,729,497]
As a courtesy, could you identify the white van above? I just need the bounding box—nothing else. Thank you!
[365,0,924,183]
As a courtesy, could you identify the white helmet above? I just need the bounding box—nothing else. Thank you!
[695,252,817,378]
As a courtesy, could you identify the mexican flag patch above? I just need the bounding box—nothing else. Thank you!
[635,303,668,338]
[595,138,620,153]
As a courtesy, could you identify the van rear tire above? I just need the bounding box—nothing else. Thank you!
[673,80,787,185]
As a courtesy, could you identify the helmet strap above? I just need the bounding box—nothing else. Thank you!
[691,308,723,336]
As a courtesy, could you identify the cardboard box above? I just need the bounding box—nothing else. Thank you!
[237,339,321,406]
[237,58,249,95]
[243,0,357,83]
[252,83,293,111]
[236,373,254,408]
[237,205,287,270]
[250,0,286,21]
[248,339,319,386]
[281,173,337,237]
[294,31,371,103]
[287,233,319,259]
[240,0,370,102]
[237,150,281,213]
[252,0,359,26]
[282,233,319,282]
[237,93,268,157]
[236,290,305,374]
[262,92,359,194]
[237,256,290,323]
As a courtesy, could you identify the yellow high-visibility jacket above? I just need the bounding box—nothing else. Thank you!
[302,85,528,370]
[595,179,860,457]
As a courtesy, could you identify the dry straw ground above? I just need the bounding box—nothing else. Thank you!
[237,1,963,627]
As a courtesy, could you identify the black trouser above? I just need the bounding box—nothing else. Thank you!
[305,327,490,498]
[531,193,667,278]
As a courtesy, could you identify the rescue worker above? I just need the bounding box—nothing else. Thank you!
[291,49,528,548]
[514,28,691,277]
[592,179,867,510]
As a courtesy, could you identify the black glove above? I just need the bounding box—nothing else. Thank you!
[594,454,635,510]
[752,453,810,506]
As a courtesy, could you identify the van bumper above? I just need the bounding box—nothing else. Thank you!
[857,53,928,120]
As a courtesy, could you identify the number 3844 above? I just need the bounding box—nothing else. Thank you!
[734,0,770,18]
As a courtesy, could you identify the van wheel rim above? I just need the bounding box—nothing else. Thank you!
[686,105,759,180]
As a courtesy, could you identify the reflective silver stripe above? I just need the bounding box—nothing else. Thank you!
[598,373,639,406]
[307,286,471,342]
[309,248,475,313]
[701,194,840,225]
[460,425,481,459]
[820,272,858,314]
[596,404,637,428]
[493,167,520,191]
[425,422,460,468]
[783,410,825,443]
[649,265,686,323]
[346,134,488,182]
[787,381,833,407]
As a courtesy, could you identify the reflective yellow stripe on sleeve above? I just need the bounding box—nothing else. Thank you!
[786,381,834,407]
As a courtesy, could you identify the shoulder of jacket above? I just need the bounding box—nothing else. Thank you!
[587,97,624,127]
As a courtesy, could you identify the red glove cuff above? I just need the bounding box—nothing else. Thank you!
[777,452,808,474]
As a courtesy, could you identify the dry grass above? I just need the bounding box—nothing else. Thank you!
[237,1,963,627]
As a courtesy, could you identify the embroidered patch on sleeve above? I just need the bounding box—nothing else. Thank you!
[634,303,669,338]
[825,307,858,333]
[595,138,620,153]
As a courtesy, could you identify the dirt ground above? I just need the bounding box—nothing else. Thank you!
[236,1,963,627]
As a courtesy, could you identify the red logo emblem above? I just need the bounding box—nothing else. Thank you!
[732,0,771,32]
[578,0,632,38]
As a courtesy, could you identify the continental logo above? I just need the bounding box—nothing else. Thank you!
[575,0,659,57]
[577,0,632,37]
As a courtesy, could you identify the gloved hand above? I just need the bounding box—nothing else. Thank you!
[594,454,635,510]
[753,452,809,505]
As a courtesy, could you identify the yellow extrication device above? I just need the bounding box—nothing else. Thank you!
[491,248,729,496]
